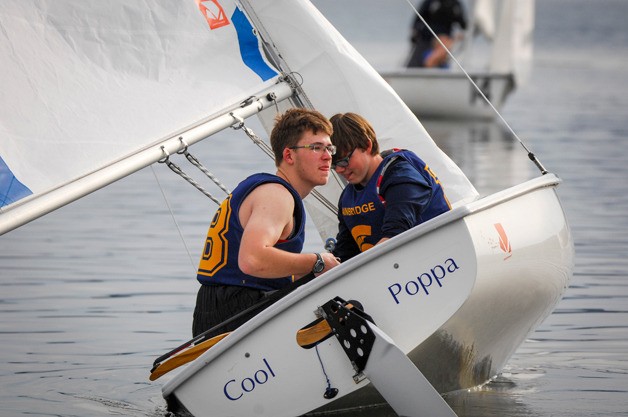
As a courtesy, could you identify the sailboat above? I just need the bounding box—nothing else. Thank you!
[0,0,573,416]
[380,0,535,119]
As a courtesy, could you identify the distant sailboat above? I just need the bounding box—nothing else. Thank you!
[381,0,535,119]
[0,1,572,416]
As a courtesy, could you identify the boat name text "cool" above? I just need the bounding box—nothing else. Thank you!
[223,358,276,401]
[387,257,460,304]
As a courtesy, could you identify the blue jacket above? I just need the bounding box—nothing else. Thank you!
[333,149,450,262]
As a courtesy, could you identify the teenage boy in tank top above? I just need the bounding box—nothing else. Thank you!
[192,108,341,337]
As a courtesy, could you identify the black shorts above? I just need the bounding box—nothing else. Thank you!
[192,284,267,337]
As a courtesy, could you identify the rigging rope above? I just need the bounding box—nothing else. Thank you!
[150,165,197,272]
[157,112,338,217]
[154,141,233,273]
[403,0,548,174]
[183,150,231,196]
[158,141,231,206]
[157,109,338,217]
[230,113,275,160]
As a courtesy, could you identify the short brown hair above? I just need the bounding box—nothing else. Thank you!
[329,113,379,161]
[270,108,333,166]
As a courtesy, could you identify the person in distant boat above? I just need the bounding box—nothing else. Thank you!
[329,112,451,262]
[407,0,467,68]
[192,108,341,337]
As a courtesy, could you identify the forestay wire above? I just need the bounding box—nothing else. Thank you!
[403,0,548,174]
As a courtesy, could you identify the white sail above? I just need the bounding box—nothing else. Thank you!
[0,0,288,234]
[494,0,535,86]
[473,0,496,39]
[0,0,479,240]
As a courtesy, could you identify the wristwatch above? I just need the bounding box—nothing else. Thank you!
[312,253,325,274]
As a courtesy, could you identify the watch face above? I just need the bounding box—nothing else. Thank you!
[313,254,325,273]
[313,261,324,273]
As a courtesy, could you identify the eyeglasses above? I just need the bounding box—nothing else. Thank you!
[331,148,355,169]
[289,143,336,155]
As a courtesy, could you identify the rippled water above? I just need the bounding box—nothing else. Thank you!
[2,1,628,416]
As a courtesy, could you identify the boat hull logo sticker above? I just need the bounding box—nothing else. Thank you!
[197,0,230,30]
[494,223,512,259]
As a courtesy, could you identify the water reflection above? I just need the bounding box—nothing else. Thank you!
[422,119,533,196]
[311,372,543,417]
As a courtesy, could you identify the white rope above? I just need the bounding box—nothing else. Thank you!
[150,165,197,273]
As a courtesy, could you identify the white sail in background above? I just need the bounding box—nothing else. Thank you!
[491,0,535,86]
[472,0,496,39]
[0,0,285,233]
[477,0,535,85]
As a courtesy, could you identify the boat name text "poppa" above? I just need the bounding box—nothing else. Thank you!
[223,358,276,401]
[388,257,460,304]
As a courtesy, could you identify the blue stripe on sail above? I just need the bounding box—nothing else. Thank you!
[231,8,278,81]
[0,155,32,208]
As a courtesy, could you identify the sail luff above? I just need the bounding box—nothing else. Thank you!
[0,82,293,235]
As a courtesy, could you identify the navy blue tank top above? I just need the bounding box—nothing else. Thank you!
[196,173,305,291]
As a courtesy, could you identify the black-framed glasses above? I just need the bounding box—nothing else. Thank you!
[289,143,337,155]
[331,148,355,169]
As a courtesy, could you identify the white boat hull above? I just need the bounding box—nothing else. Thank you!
[161,174,574,416]
[380,69,515,120]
